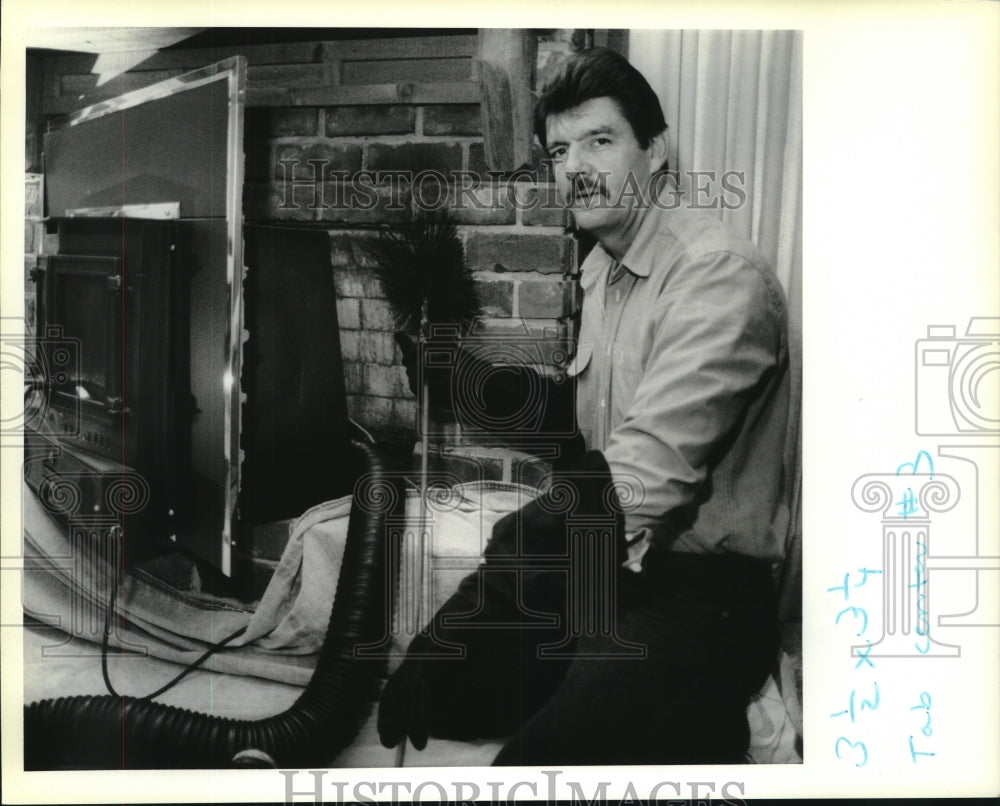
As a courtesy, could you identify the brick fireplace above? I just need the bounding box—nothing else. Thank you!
[236,33,584,489]
[25,29,621,590]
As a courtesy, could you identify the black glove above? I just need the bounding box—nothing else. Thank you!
[376,632,443,751]
[377,450,625,749]
[394,331,583,464]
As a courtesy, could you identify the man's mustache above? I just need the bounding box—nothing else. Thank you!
[570,178,607,203]
[566,173,663,207]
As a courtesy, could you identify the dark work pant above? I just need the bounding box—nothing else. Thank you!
[424,546,779,766]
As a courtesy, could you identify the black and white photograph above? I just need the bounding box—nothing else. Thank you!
[1,3,996,804]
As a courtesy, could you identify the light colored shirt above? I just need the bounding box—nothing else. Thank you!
[566,202,791,563]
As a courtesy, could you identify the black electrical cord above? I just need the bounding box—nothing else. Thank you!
[99,566,247,702]
[24,438,405,770]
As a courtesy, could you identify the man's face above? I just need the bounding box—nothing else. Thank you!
[544,96,663,243]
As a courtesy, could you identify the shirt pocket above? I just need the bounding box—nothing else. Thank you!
[566,342,593,377]
[566,342,595,447]
[610,343,644,426]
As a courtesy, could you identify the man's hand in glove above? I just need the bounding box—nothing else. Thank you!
[377,450,626,750]
[376,633,443,752]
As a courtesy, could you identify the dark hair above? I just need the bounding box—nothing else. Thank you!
[533,47,668,151]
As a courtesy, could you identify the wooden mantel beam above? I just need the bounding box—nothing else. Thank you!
[477,29,538,174]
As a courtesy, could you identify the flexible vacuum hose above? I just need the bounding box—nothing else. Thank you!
[24,439,405,769]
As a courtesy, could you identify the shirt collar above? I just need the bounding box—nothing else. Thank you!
[579,203,662,293]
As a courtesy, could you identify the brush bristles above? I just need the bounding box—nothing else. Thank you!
[364,213,482,336]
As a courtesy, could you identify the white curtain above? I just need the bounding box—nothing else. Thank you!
[630,30,803,618]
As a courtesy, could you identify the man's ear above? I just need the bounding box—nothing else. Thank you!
[647,131,668,171]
